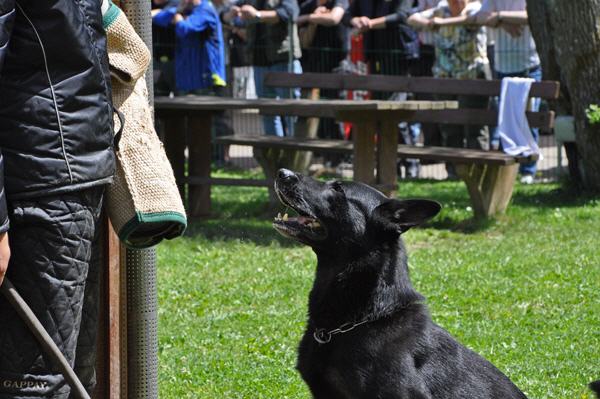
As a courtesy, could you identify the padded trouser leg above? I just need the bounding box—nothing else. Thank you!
[0,187,104,399]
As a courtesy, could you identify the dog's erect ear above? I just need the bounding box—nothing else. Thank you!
[371,199,441,234]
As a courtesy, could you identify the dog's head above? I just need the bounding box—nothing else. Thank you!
[273,169,440,251]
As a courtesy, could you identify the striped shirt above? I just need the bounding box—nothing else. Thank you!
[480,0,540,74]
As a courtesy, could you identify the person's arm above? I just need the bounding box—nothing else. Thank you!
[471,0,497,26]
[220,4,234,23]
[239,6,280,24]
[470,0,526,27]
[174,7,216,37]
[431,14,470,27]
[407,9,434,29]
[349,16,369,32]
[355,0,411,32]
[0,232,9,286]
[297,12,310,25]
[307,0,348,26]
[152,6,179,27]
[494,10,529,25]
[367,16,387,30]
[379,0,412,28]
[468,2,524,37]
[471,10,515,27]
[0,0,15,286]
[410,7,475,30]
[366,11,406,30]
[239,0,299,24]
[306,5,346,26]
[0,159,9,287]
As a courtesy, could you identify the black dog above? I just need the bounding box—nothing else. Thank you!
[273,169,528,399]
[591,380,600,398]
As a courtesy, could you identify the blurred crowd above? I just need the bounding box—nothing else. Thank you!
[152,0,541,181]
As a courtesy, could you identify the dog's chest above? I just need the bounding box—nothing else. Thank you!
[326,367,360,399]
[298,334,369,398]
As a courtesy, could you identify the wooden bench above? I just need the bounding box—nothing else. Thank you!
[156,97,456,217]
[216,72,559,218]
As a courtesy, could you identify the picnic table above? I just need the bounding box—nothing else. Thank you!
[228,72,558,219]
[154,96,458,218]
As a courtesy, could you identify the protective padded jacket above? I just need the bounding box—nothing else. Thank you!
[0,0,116,233]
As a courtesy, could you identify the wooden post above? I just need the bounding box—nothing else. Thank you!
[352,121,377,185]
[377,118,399,197]
[106,222,123,399]
[282,88,320,173]
[455,163,519,218]
[188,113,213,218]
[161,116,186,203]
[95,220,122,399]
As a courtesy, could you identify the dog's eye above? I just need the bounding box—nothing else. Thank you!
[331,181,344,193]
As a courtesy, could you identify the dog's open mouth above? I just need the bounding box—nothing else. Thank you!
[273,211,325,240]
[273,189,327,242]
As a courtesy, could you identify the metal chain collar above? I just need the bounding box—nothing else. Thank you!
[312,301,424,345]
[313,319,371,344]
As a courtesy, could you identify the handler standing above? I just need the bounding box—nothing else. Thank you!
[0,0,115,397]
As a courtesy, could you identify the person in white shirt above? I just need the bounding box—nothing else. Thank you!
[472,0,541,183]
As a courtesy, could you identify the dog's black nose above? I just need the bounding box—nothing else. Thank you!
[278,168,297,181]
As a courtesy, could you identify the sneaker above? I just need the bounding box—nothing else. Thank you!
[520,174,534,184]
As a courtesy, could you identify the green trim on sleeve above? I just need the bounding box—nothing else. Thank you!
[102,1,121,30]
[118,211,187,249]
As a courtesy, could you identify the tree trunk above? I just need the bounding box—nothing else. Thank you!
[526,0,571,114]
[527,0,600,189]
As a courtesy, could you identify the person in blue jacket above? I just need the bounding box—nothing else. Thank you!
[153,0,226,93]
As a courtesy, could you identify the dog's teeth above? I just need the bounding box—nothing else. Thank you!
[312,221,320,228]
[277,213,282,220]
[283,213,288,221]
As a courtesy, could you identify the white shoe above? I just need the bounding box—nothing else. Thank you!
[520,174,534,184]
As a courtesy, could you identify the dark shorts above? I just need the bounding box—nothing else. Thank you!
[0,187,104,399]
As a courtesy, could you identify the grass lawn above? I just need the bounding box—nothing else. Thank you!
[156,171,600,398]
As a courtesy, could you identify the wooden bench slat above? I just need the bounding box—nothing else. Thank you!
[257,107,555,131]
[337,108,554,131]
[264,72,561,99]
[394,144,537,165]
[395,109,555,130]
[216,135,354,153]
[155,97,457,118]
[158,99,552,131]
[215,135,537,165]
